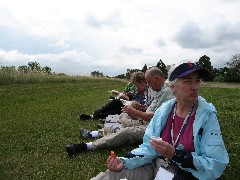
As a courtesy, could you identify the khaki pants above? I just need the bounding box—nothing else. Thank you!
[120,113,145,127]
[93,125,146,149]
[90,158,168,180]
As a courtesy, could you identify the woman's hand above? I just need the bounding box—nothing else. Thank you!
[150,137,175,159]
[107,156,124,172]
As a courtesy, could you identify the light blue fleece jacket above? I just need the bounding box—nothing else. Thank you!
[121,96,229,180]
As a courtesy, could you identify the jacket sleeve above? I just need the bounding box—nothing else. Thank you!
[121,105,167,169]
[183,110,229,180]
[120,101,173,169]
[120,114,159,169]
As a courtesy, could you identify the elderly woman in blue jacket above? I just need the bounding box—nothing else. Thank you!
[91,62,229,180]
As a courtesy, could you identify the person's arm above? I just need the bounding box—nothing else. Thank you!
[120,99,175,170]
[188,110,229,179]
[170,103,229,179]
[149,136,194,169]
[122,105,154,122]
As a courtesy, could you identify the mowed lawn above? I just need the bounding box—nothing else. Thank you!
[0,79,239,179]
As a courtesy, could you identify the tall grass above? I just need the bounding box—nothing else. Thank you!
[0,78,239,179]
[0,70,123,85]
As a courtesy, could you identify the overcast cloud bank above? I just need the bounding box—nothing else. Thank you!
[0,0,240,76]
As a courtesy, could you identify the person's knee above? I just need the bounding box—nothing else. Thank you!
[118,127,132,134]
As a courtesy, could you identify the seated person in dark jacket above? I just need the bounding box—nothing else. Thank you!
[80,71,154,120]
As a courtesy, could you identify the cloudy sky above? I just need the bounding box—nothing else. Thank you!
[0,0,239,76]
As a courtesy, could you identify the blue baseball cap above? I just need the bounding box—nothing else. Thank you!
[169,62,209,81]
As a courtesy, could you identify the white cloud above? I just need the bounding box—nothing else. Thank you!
[0,0,240,76]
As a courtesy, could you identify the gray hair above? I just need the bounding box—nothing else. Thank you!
[167,63,183,87]
[168,78,179,87]
[146,67,164,78]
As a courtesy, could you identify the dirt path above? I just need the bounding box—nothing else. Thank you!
[201,82,240,89]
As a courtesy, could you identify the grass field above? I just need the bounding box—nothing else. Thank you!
[0,79,239,179]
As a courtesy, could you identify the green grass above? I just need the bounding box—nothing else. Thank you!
[200,87,240,179]
[0,80,239,179]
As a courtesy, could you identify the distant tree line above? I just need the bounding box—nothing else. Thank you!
[114,54,240,83]
[195,54,239,82]
[1,54,239,82]
[0,61,54,74]
[91,71,104,77]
